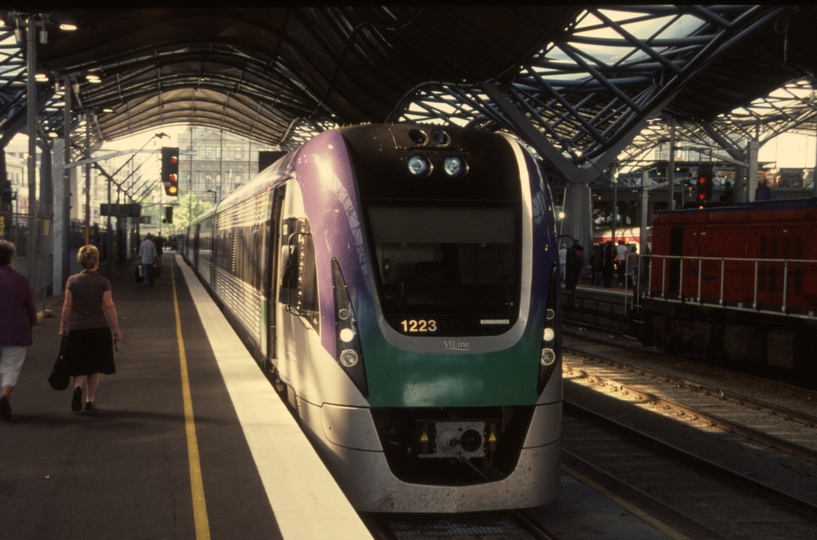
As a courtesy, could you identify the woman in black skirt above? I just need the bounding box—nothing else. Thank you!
[58,245,123,412]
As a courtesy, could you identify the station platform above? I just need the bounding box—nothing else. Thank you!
[0,252,372,540]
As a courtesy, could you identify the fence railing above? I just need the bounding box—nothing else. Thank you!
[635,253,817,320]
[0,212,53,306]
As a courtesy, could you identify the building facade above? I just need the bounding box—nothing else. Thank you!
[176,126,276,204]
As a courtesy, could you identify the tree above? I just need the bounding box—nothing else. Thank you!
[173,193,212,232]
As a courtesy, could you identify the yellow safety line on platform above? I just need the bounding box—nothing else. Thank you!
[561,463,692,540]
[172,261,211,540]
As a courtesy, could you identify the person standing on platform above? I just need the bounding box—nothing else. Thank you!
[591,244,604,285]
[615,240,629,287]
[139,233,158,286]
[59,245,122,412]
[602,240,616,288]
[0,240,37,421]
[626,245,639,288]
[565,239,585,291]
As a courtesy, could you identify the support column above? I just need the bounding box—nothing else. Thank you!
[26,17,38,290]
[52,139,66,291]
[813,127,817,197]
[63,77,72,287]
[561,182,593,262]
[746,139,759,203]
[85,114,91,243]
[640,171,649,258]
[667,118,676,209]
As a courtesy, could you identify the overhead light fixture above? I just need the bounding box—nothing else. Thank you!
[60,23,77,31]
[35,73,49,82]
[48,132,59,139]
[102,108,113,113]
[86,74,101,84]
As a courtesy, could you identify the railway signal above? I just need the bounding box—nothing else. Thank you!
[161,147,179,196]
[696,165,713,203]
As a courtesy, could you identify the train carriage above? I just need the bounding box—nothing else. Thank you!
[639,198,817,373]
[183,123,562,512]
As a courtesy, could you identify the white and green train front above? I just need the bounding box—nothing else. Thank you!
[273,125,562,513]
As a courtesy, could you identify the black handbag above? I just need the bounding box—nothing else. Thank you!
[48,337,70,391]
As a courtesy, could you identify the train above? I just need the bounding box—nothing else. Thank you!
[592,226,651,247]
[636,197,817,374]
[181,123,563,512]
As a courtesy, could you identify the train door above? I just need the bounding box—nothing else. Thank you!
[265,185,286,374]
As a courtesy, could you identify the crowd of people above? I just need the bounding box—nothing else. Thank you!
[559,236,647,291]
[587,239,644,288]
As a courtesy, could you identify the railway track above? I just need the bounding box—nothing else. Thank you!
[560,398,817,538]
[562,327,817,454]
[362,509,556,540]
[561,323,817,534]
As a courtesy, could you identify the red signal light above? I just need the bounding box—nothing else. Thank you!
[170,156,178,165]
[168,173,177,182]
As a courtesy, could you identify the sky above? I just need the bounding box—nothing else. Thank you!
[757,132,816,169]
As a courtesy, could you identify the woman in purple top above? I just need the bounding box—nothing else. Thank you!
[59,245,123,412]
[0,239,38,421]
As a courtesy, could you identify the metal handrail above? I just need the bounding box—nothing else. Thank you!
[637,253,817,317]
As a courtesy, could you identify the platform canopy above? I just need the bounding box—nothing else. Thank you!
[2,6,817,166]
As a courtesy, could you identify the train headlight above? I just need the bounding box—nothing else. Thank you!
[540,348,556,366]
[543,327,555,342]
[538,261,561,394]
[332,259,368,396]
[443,156,466,178]
[339,349,359,367]
[407,155,431,177]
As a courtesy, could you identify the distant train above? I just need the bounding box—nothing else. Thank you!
[637,198,817,373]
[592,226,651,247]
[182,123,562,512]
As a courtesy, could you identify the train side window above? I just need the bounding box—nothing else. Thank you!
[280,218,320,332]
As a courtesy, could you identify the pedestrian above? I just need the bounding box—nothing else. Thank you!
[58,245,122,412]
[565,239,585,291]
[139,233,158,286]
[626,245,639,288]
[590,244,603,285]
[0,240,37,421]
[602,240,615,288]
[615,240,629,287]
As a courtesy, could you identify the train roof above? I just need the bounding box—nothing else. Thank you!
[654,197,817,216]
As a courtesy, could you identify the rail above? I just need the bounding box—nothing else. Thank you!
[631,254,817,321]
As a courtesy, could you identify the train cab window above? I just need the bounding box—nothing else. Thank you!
[280,218,320,331]
[366,205,520,336]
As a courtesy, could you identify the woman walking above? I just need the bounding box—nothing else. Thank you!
[58,245,122,412]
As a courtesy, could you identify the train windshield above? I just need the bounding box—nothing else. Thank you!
[367,205,520,336]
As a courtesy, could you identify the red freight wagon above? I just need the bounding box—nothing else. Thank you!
[648,198,817,312]
[639,198,817,372]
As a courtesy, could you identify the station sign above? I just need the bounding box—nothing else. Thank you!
[100,203,142,217]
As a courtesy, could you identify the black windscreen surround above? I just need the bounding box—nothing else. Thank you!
[341,124,524,336]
